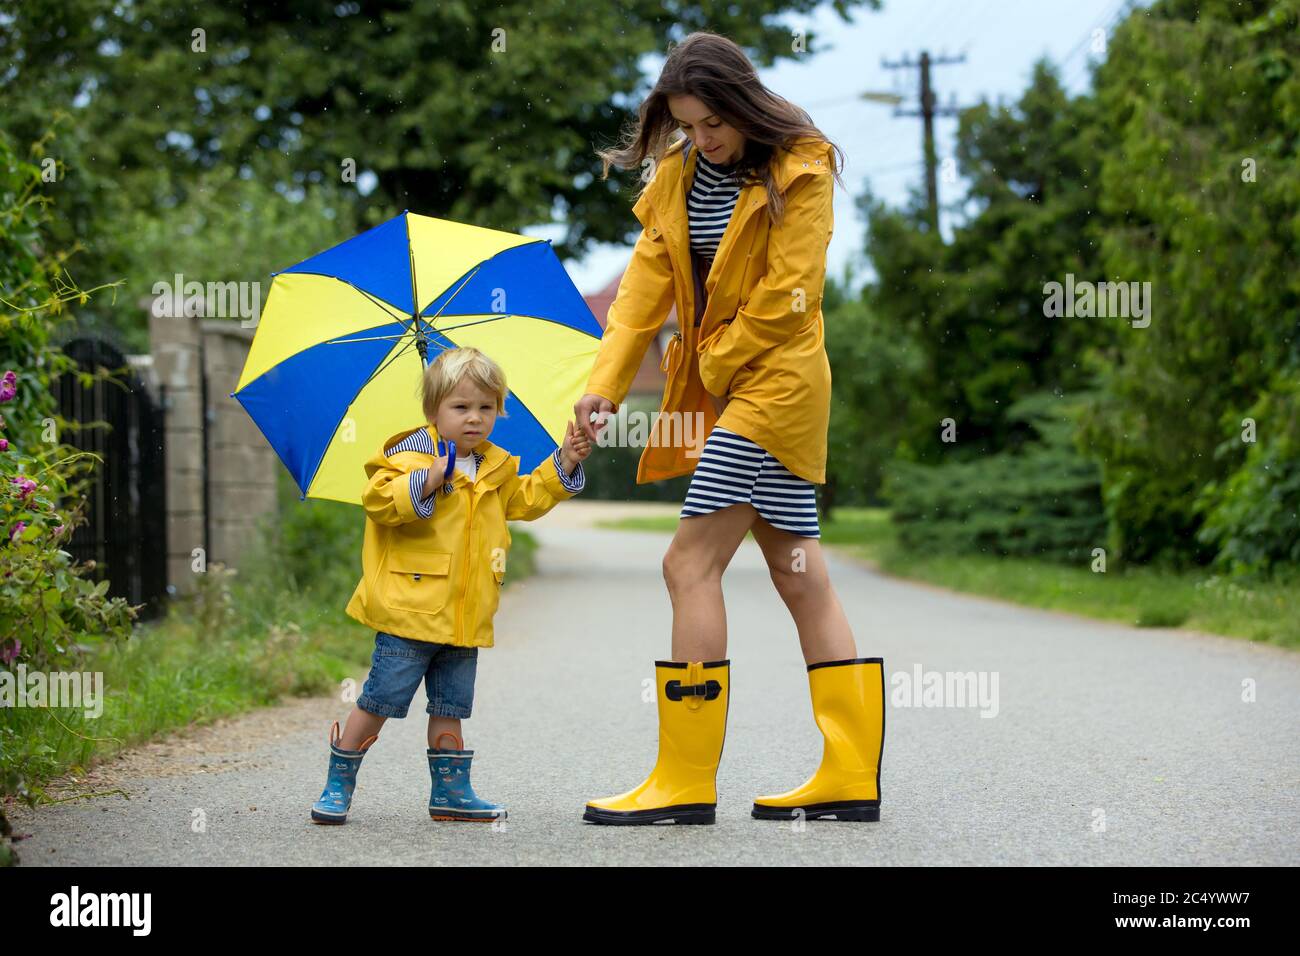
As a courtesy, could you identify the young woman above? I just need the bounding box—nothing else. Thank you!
[574,32,886,826]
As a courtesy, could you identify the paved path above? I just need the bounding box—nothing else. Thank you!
[11,501,1299,865]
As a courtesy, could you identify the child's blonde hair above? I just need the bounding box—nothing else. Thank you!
[421,346,509,424]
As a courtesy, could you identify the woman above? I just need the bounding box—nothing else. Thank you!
[574,32,885,825]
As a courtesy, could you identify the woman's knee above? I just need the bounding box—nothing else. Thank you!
[662,543,722,592]
[767,550,829,606]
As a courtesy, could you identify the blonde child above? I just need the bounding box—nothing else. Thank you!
[311,346,591,824]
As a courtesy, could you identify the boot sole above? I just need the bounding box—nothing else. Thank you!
[583,804,715,825]
[751,800,880,822]
[429,810,506,822]
[310,810,348,824]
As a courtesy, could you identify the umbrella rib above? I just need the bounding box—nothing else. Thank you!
[363,335,421,389]
[322,332,409,345]
[287,270,408,326]
[406,214,421,333]
[355,327,451,396]
[421,264,482,329]
[429,311,602,338]
[434,314,511,334]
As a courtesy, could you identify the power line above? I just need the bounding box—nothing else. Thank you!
[1060,0,1135,90]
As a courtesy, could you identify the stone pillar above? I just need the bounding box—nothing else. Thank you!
[146,304,281,597]
[200,320,279,569]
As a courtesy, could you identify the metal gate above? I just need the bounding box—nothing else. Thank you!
[54,337,168,619]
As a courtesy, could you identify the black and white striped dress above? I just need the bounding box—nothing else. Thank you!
[689,152,741,257]
[680,427,821,537]
[679,148,821,538]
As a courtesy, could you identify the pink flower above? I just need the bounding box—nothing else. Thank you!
[53,523,67,538]
[10,476,35,498]
[0,370,15,403]
[9,521,27,541]
[0,438,7,452]
[0,639,20,665]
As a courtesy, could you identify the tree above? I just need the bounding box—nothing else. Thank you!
[0,0,880,344]
[1076,0,1300,567]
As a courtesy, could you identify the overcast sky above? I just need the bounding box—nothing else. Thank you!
[547,0,1140,297]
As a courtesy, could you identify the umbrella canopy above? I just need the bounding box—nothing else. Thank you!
[231,210,602,503]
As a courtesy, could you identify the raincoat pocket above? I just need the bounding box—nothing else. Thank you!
[385,549,453,615]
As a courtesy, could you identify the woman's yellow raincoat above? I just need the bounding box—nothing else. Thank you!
[345,425,582,647]
[584,135,835,484]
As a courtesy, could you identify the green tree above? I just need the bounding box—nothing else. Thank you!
[0,0,879,344]
[1076,0,1300,567]
[863,61,1106,466]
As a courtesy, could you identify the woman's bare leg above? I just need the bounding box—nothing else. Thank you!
[747,515,858,664]
[663,502,758,660]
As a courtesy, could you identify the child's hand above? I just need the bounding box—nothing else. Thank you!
[436,439,455,480]
[423,440,453,497]
[559,419,591,475]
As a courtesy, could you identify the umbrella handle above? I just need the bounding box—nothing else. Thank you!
[436,439,457,481]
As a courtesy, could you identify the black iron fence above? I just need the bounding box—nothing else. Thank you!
[54,337,168,619]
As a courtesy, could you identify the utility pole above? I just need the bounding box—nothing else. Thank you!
[881,50,965,232]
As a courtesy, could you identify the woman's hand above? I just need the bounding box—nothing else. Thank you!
[574,393,616,444]
[559,419,592,475]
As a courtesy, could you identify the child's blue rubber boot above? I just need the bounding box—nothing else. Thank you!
[427,731,507,822]
[311,720,379,825]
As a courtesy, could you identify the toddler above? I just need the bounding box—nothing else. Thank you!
[311,346,591,824]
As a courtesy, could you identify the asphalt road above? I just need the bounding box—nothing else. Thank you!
[11,502,1299,865]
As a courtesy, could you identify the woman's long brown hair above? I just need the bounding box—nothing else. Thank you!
[597,31,846,227]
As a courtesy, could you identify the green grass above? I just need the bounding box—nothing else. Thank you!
[595,508,1299,649]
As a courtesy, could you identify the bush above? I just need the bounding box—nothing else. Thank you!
[0,126,135,865]
[884,392,1107,564]
[1196,376,1300,576]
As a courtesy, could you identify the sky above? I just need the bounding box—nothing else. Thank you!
[546,0,1140,297]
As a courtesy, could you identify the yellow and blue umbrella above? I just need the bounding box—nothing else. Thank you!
[231,210,602,503]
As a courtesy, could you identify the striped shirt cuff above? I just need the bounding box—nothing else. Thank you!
[409,468,437,518]
[552,447,585,494]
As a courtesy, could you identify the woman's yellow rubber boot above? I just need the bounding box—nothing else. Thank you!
[583,660,730,825]
[752,657,884,822]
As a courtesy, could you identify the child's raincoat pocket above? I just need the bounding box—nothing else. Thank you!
[385,548,453,615]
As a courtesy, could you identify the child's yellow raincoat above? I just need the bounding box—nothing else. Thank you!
[345,425,582,647]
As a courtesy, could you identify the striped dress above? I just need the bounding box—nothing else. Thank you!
[679,144,821,538]
[688,152,742,257]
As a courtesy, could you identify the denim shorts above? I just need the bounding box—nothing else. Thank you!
[356,632,479,720]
